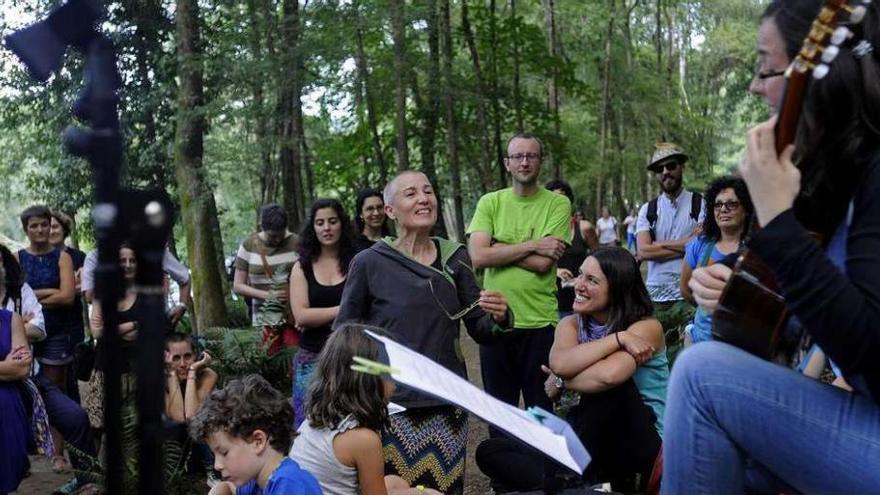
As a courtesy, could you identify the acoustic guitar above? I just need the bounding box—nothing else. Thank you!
[711,0,869,359]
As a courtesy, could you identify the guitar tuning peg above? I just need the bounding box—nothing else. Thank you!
[848,4,868,23]
[813,63,830,79]
[831,26,853,46]
[821,44,840,63]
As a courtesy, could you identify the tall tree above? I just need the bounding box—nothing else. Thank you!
[441,0,465,241]
[461,1,495,188]
[510,0,524,132]
[353,3,388,184]
[391,0,410,171]
[544,0,563,179]
[412,0,448,237]
[488,0,507,185]
[278,0,306,228]
[173,0,229,329]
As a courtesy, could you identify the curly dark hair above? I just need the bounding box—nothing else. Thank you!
[587,246,654,333]
[354,189,392,238]
[297,198,355,276]
[762,0,880,237]
[306,323,390,432]
[189,374,293,453]
[701,175,753,243]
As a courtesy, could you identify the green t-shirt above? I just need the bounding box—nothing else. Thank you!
[467,187,571,329]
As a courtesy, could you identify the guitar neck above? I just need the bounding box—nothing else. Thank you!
[775,70,808,155]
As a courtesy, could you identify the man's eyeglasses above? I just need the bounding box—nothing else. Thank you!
[713,200,741,211]
[507,153,541,162]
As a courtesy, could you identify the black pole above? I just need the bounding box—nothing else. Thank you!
[125,192,174,495]
[5,2,127,492]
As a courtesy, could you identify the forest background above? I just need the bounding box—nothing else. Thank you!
[1,0,770,329]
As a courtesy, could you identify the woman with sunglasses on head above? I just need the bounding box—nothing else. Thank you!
[288,198,355,429]
[679,176,753,345]
[666,0,880,492]
[478,247,666,493]
[353,189,392,253]
[336,170,513,495]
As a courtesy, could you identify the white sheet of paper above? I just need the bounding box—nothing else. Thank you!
[365,330,590,474]
[387,402,407,415]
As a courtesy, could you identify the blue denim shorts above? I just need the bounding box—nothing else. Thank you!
[35,333,74,365]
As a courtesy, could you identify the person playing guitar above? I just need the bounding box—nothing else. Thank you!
[662,0,880,493]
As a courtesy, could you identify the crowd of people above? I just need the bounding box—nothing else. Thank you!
[1,0,878,493]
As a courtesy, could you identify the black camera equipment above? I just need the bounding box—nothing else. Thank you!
[6,1,172,493]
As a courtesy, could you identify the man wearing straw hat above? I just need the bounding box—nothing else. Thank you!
[635,142,704,357]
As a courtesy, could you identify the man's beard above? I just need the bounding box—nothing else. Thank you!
[660,175,681,193]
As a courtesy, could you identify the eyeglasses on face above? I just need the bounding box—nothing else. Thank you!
[754,60,786,80]
[506,153,541,162]
[713,200,741,211]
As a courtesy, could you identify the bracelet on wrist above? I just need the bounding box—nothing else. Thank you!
[615,332,623,350]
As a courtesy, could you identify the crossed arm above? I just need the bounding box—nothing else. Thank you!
[468,231,565,274]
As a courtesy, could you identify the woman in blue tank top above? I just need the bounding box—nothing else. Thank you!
[17,205,75,394]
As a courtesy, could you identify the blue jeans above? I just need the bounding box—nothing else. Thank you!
[663,342,880,494]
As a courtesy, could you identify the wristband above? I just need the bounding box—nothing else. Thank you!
[615,332,623,350]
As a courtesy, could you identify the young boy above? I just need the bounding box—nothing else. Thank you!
[190,374,322,495]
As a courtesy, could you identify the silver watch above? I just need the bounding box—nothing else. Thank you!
[553,375,564,390]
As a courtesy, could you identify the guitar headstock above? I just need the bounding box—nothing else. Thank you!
[775,0,872,154]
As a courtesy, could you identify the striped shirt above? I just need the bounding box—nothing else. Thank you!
[234,231,299,324]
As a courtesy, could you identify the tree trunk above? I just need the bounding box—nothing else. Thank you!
[391,0,409,171]
[174,0,229,329]
[460,1,494,187]
[278,0,305,229]
[488,0,506,186]
[543,0,562,179]
[511,0,524,132]
[246,0,276,206]
[441,0,465,242]
[354,5,388,184]
[414,0,448,238]
[597,0,616,216]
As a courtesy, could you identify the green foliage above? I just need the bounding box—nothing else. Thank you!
[2,0,768,254]
[201,326,295,392]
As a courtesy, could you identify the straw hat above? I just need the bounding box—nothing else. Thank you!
[647,142,688,171]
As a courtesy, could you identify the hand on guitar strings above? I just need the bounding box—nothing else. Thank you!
[689,264,733,314]
[740,115,801,227]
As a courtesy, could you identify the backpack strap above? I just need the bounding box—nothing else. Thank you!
[690,192,703,222]
[646,198,659,241]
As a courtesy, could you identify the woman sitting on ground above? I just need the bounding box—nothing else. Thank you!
[164,333,217,423]
[679,175,753,344]
[477,246,667,493]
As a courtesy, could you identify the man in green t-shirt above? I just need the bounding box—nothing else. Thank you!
[467,133,571,416]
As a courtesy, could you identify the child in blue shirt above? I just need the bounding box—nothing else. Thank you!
[189,374,323,495]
